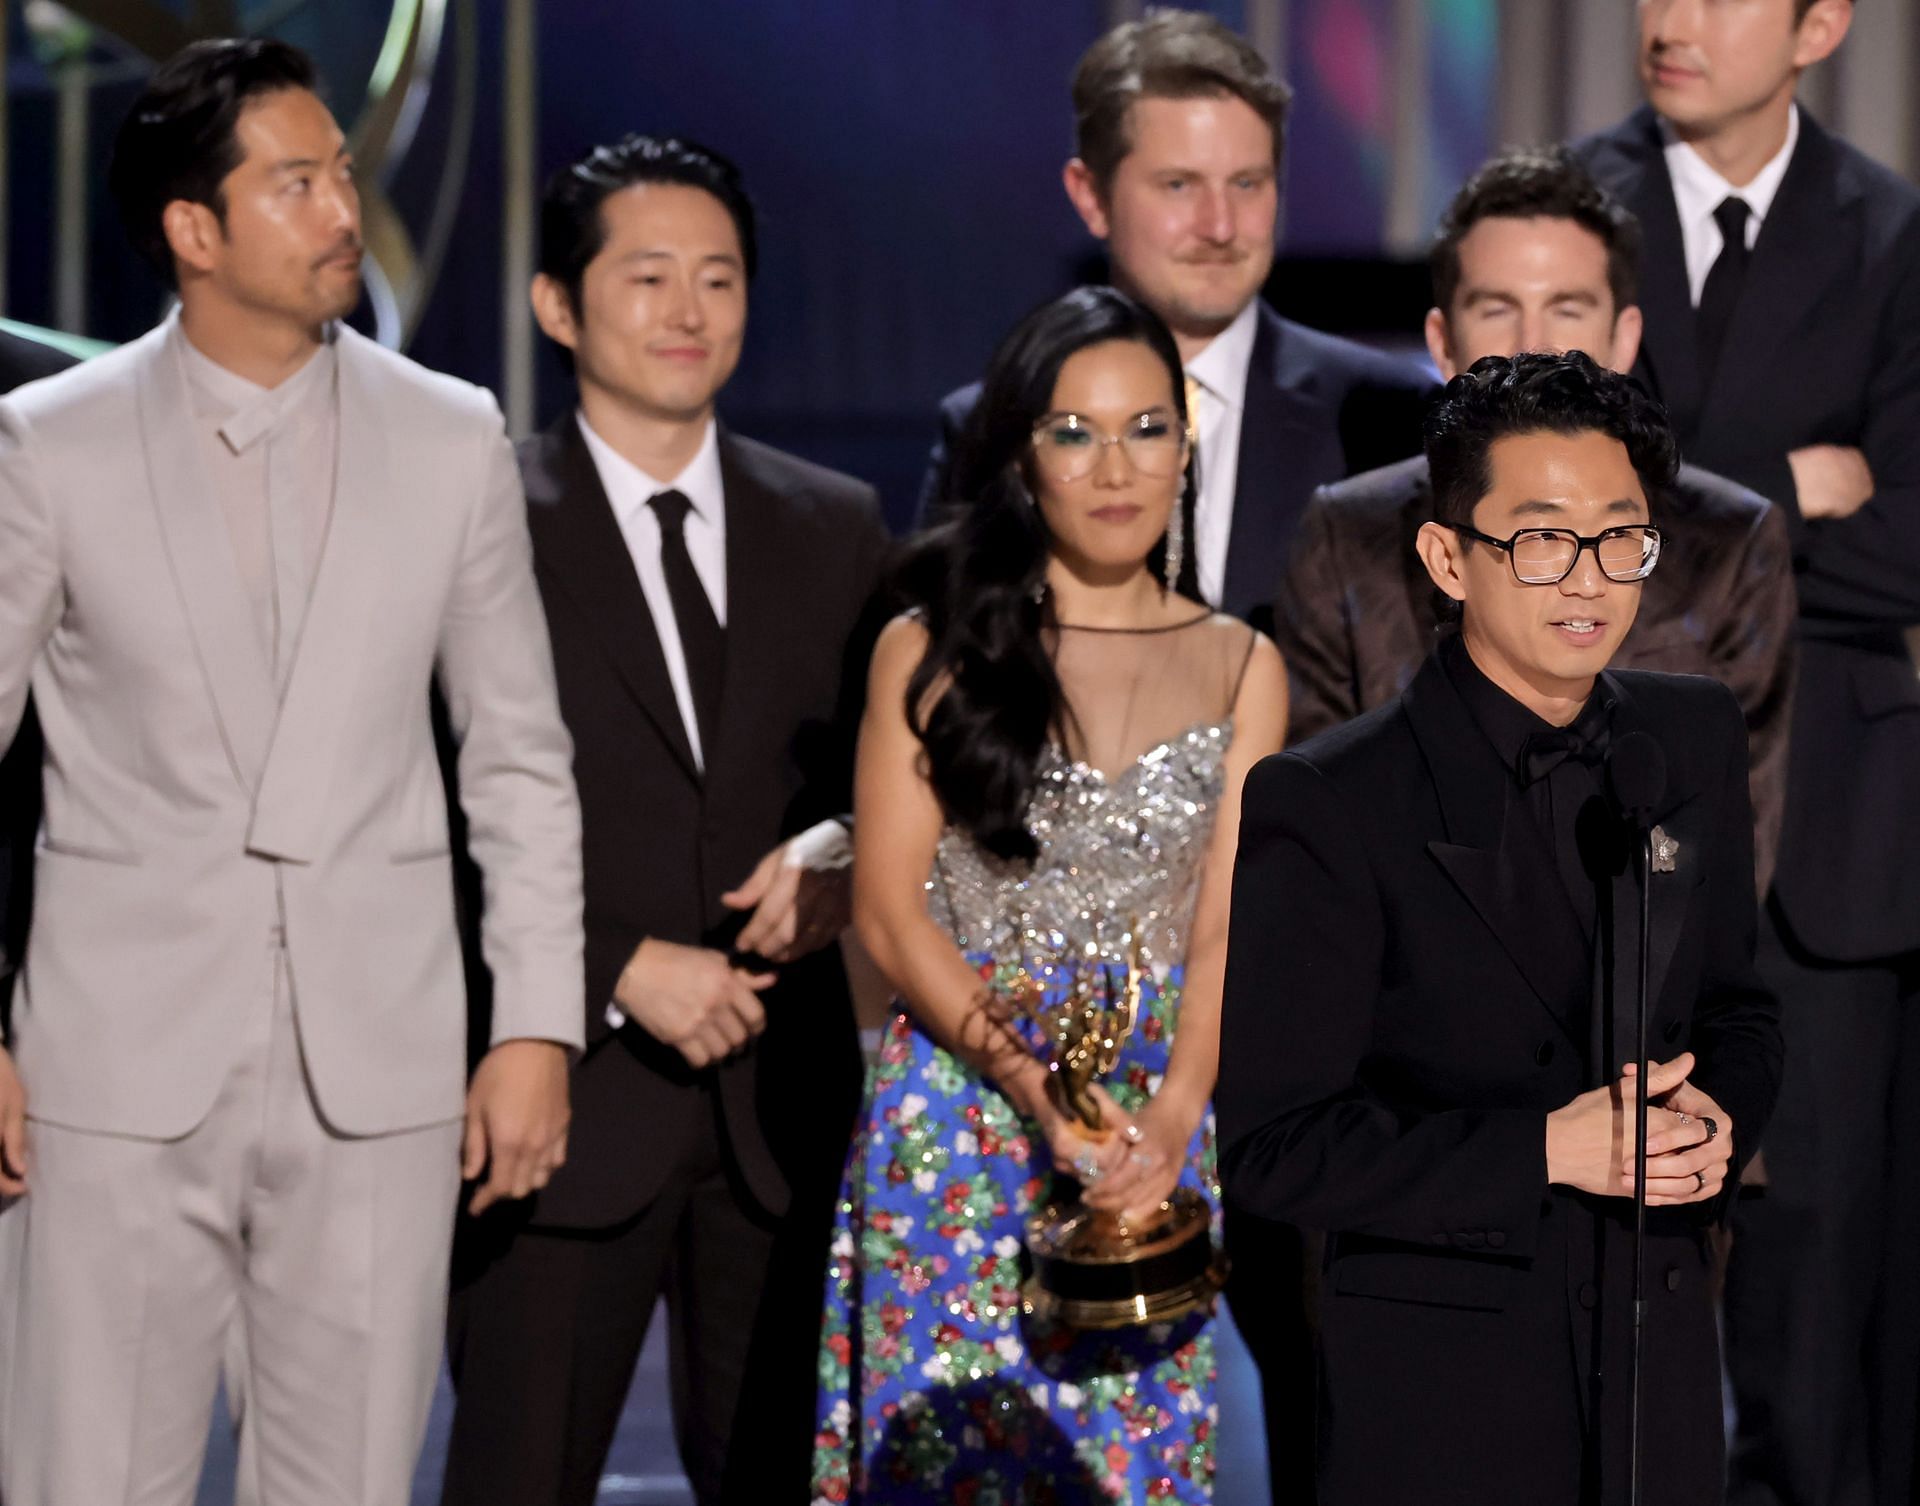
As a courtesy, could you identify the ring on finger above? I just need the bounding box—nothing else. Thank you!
[1694,1168,1706,1192]
[1700,1115,1719,1143]
[1072,1147,1103,1182]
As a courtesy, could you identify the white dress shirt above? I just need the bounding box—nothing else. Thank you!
[1661,104,1800,307]
[1182,299,1261,607]
[576,412,727,770]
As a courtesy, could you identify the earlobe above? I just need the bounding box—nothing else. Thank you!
[1794,0,1853,66]
[1062,158,1111,240]
[1423,309,1457,381]
[529,274,579,351]
[1415,520,1469,604]
[1610,305,1644,375]
[161,200,216,278]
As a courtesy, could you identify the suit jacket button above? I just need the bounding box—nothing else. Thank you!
[1487,1231,1507,1250]
[1665,1266,1682,1292]
[1466,1231,1487,1249]
[1535,1040,1556,1067]
[1663,1019,1683,1044]
[1578,1282,1599,1311]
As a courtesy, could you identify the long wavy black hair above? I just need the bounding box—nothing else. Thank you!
[899,285,1193,861]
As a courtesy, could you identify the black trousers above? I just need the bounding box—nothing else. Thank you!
[1724,896,1920,1506]
[440,1093,829,1506]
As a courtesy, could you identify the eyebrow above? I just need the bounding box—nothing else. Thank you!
[1460,286,1602,308]
[613,249,744,269]
[1508,496,1647,519]
[267,144,350,175]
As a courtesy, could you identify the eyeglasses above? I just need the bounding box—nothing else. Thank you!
[1450,522,1663,584]
[1029,411,1191,483]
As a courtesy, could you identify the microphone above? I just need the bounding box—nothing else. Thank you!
[1607,731,1667,829]
[1606,727,1666,1506]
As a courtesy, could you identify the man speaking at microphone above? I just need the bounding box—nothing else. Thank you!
[1218,351,1781,1506]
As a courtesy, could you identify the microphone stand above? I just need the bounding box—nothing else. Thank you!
[1629,818,1653,1506]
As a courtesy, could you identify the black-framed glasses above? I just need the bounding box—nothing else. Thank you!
[1450,522,1663,585]
[1029,409,1191,483]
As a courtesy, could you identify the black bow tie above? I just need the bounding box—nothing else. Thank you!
[1519,723,1609,788]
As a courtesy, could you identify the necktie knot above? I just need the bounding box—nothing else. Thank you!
[1713,196,1752,252]
[648,488,693,537]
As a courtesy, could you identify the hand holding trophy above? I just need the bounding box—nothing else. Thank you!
[1004,922,1226,1329]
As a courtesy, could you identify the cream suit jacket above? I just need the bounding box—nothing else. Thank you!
[0,316,584,1140]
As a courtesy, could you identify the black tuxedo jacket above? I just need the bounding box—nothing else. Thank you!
[1274,455,1797,888]
[0,329,78,1030]
[1218,654,1781,1505]
[1577,108,1920,960]
[508,417,888,1229]
[916,301,1435,627]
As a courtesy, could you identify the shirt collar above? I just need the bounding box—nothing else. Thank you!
[1439,630,1613,785]
[575,411,724,529]
[174,315,339,455]
[1182,298,1260,410]
[1660,102,1799,234]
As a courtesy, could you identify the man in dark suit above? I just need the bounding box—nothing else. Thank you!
[1220,352,1782,1506]
[1278,147,1796,888]
[1574,5,1920,1500]
[0,327,78,1030]
[918,9,1433,628]
[440,136,888,1506]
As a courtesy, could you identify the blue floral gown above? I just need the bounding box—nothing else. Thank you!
[813,614,1255,1505]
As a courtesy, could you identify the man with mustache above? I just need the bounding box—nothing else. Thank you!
[1575,5,1920,1501]
[919,9,1434,631]
[0,39,583,1504]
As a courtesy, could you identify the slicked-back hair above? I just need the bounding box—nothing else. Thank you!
[1431,145,1643,315]
[1425,351,1678,530]
[539,134,756,315]
[1072,8,1292,188]
[108,37,318,289]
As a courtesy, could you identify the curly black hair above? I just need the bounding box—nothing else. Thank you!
[1424,351,1679,529]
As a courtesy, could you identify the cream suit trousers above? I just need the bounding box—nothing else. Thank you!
[0,935,463,1506]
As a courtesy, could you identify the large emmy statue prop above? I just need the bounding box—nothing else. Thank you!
[1005,931,1226,1329]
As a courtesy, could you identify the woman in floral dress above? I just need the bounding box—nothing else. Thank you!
[812,287,1287,1503]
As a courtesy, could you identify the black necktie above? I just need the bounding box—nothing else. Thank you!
[1696,195,1752,380]
[647,488,725,760]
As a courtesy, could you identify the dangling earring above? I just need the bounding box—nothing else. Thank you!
[1163,499,1185,592]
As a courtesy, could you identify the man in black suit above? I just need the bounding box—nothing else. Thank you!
[1220,352,1782,1506]
[0,327,78,1030]
[1575,5,1920,1500]
[918,9,1433,627]
[440,136,888,1506]
[1277,147,1796,888]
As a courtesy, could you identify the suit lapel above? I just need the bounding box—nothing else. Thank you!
[1220,310,1347,617]
[1613,110,1706,439]
[525,416,701,786]
[1405,656,1592,1044]
[134,317,278,791]
[1696,114,1857,446]
[246,328,385,860]
[705,432,784,798]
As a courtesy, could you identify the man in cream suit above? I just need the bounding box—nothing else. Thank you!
[0,38,583,1505]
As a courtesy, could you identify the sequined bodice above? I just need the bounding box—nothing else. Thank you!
[926,719,1232,976]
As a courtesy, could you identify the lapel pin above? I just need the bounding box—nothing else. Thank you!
[1651,825,1680,874]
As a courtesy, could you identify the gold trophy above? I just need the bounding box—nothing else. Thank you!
[1005,926,1226,1330]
